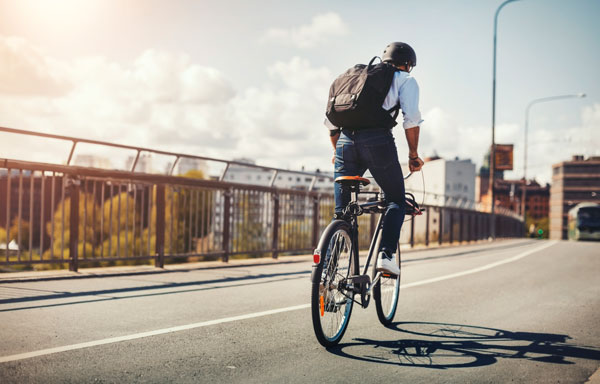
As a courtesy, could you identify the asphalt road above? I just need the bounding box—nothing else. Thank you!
[0,239,599,383]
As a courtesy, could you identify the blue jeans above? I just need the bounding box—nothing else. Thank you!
[334,128,405,255]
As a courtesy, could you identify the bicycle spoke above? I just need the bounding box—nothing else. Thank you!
[318,228,353,341]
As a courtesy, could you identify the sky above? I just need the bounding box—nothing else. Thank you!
[0,0,598,184]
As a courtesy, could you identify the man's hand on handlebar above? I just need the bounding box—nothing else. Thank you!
[409,156,424,172]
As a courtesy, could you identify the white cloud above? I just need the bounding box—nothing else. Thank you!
[10,31,592,184]
[418,103,600,186]
[261,12,349,49]
[512,102,600,184]
[0,35,71,95]
[419,107,493,166]
[229,57,334,169]
[5,32,592,184]
[0,35,337,173]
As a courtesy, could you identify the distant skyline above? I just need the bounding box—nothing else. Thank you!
[0,0,598,184]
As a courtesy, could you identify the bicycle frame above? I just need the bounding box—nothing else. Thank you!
[342,189,387,301]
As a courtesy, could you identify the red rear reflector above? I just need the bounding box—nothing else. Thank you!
[313,253,320,264]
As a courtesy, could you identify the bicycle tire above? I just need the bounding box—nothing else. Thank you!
[373,242,401,326]
[311,220,357,347]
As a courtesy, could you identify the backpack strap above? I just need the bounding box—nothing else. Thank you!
[382,61,401,121]
[386,103,401,121]
[367,56,381,71]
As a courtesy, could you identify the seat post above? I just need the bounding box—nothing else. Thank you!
[334,176,370,205]
[350,186,359,203]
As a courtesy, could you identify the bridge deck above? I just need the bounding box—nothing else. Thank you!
[1,239,598,383]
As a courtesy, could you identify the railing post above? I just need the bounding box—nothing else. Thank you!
[68,176,80,272]
[222,188,232,262]
[438,207,443,245]
[497,216,502,239]
[459,210,464,243]
[481,213,485,240]
[272,193,279,259]
[465,212,468,242]
[155,184,165,268]
[449,209,454,244]
[311,194,319,248]
[482,213,485,240]
[470,214,475,242]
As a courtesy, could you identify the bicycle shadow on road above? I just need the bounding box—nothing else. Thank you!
[328,321,600,369]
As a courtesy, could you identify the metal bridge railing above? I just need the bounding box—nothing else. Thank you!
[0,158,337,270]
[0,158,523,271]
[0,127,523,271]
[0,126,333,188]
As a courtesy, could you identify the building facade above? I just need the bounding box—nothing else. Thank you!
[405,157,476,208]
[490,179,549,219]
[550,155,600,240]
[175,157,209,177]
[221,158,334,192]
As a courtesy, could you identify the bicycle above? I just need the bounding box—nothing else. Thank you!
[310,174,424,348]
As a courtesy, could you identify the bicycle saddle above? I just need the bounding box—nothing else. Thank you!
[334,176,370,187]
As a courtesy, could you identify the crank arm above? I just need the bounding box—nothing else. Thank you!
[366,272,382,295]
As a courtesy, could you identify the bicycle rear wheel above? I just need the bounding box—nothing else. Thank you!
[311,220,356,347]
[373,245,401,326]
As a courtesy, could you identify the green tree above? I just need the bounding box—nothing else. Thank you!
[0,226,7,244]
[99,191,138,257]
[9,219,31,250]
[280,218,311,252]
[163,170,214,256]
[526,216,549,239]
[39,172,217,266]
[43,193,100,260]
[232,191,268,257]
[163,187,215,256]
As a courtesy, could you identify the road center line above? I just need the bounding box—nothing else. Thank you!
[0,241,556,364]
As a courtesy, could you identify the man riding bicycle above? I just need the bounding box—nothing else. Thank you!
[324,42,424,276]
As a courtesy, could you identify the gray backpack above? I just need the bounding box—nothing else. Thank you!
[326,57,400,129]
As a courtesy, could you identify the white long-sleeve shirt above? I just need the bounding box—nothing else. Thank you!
[324,70,423,130]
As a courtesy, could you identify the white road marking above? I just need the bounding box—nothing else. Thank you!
[401,240,557,289]
[0,305,311,364]
[0,241,557,364]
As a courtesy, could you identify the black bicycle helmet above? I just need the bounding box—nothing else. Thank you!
[382,42,417,67]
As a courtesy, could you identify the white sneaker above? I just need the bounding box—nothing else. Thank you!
[376,251,400,276]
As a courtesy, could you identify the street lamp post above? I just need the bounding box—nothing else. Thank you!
[490,0,520,239]
[521,93,586,224]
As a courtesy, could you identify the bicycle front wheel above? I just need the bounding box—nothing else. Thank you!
[373,245,401,326]
[311,220,356,347]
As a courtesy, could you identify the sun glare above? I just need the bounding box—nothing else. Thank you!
[11,0,108,35]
